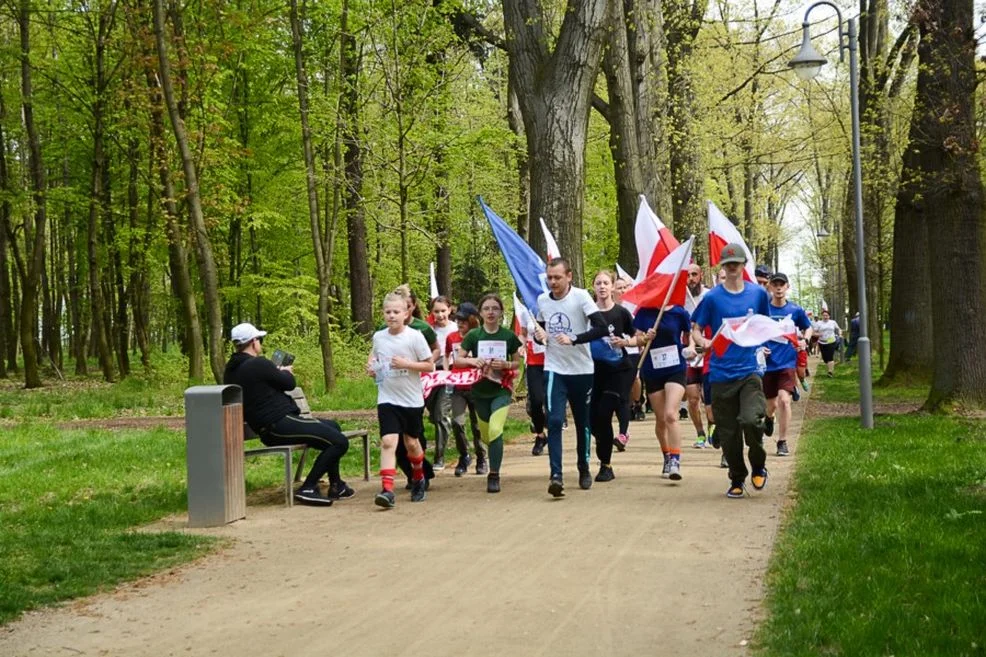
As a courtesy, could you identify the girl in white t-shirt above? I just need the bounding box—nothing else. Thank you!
[814,309,842,377]
[367,293,435,509]
[427,296,456,469]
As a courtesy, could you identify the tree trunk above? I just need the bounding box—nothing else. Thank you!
[504,0,610,285]
[0,96,14,377]
[912,0,986,409]
[16,0,47,389]
[153,0,224,382]
[289,0,334,390]
[340,0,373,337]
[506,83,530,241]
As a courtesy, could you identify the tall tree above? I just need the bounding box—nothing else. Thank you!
[503,0,610,284]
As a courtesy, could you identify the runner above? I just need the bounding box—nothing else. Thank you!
[612,276,637,450]
[446,304,488,476]
[368,292,435,509]
[762,273,813,457]
[814,309,842,377]
[533,258,609,497]
[427,296,457,470]
[691,243,771,498]
[520,314,549,456]
[455,294,523,493]
[684,263,711,448]
[633,298,693,481]
[755,264,772,289]
[588,271,636,482]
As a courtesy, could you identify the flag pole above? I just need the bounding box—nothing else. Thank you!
[636,236,694,371]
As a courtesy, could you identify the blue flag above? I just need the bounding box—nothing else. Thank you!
[477,197,547,315]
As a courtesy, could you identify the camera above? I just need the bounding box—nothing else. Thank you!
[271,349,295,367]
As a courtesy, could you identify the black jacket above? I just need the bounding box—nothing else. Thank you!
[223,352,299,432]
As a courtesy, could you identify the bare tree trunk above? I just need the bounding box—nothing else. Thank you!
[504,0,610,285]
[153,0,224,382]
[0,94,14,377]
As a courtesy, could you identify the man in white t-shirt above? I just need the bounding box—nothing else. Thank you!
[533,258,609,497]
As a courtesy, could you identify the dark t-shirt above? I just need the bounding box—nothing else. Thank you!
[459,326,522,398]
[223,352,299,432]
[590,304,634,373]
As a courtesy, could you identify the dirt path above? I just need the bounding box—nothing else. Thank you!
[0,392,811,657]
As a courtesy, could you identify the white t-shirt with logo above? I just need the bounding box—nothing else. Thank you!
[371,326,432,407]
[535,287,597,375]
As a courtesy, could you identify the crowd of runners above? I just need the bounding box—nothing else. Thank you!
[228,243,843,509]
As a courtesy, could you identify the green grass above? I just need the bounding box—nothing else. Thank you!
[757,380,986,656]
[813,358,928,406]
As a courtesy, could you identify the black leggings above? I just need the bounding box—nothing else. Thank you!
[261,414,350,488]
[591,367,634,466]
[526,364,547,435]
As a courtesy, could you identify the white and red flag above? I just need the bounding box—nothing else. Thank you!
[634,195,679,282]
[621,236,694,313]
[615,263,634,284]
[512,291,534,336]
[708,201,755,282]
[429,262,440,300]
[710,314,798,358]
[539,217,561,261]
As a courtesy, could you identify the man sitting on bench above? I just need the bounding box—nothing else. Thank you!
[223,322,353,506]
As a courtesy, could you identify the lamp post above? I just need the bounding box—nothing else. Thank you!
[790,1,873,429]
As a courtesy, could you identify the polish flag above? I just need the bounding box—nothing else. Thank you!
[429,262,440,300]
[615,263,634,284]
[708,201,755,282]
[635,195,680,282]
[512,291,534,336]
[621,236,694,312]
[539,217,561,261]
[710,314,795,358]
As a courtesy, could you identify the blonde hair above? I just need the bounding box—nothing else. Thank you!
[383,292,406,309]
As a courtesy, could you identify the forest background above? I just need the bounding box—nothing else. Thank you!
[0,0,983,410]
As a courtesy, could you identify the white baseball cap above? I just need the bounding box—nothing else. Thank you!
[230,322,267,345]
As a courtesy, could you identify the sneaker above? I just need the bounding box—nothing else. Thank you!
[327,481,356,500]
[708,425,719,449]
[668,458,682,481]
[454,454,471,477]
[633,406,646,422]
[726,482,745,499]
[595,464,615,482]
[374,490,396,509]
[548,475,565,498]
[410,477,427,502]
[294,487,333,506]
[475,457,489,475]
[532,436,547,456]
[827,371,834,378]
[776,440,790,457]
[751,468,768,491]
[487,473,500,494]
[764,416,775,437]
[720,453,729,469]
[679,407,688,420]
[614,433,629,452]
[792,387,800,402]
[661,455,671,479]
[801,379,810,392]
[693,435,707,449]
[578,469,593,490]
[433,459,445,472]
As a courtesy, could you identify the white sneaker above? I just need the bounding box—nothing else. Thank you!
[668,458,682,481]
[661,455,671,479]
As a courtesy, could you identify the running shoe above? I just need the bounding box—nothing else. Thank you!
[827,372,834,378]
[708,425,719,449]
[548,475,565,498]
[531,435,547,456]
[678,407,688,420]
[295,487,333,506]
[726,482,745,499]
[486,473,500,494]
[661,455,671,479]
[668,458,682,481]
[764,416,775,437]
[433,459,445,472]
[720,453,729,469]
[374,490,396,509]
[751,468,768,491]
[614,433,629,452]
[578,469,593,490]
[410,477,427,502]
[327,480,356,500]
[595,464,615,482]
[454,454,471,477]
[693,435,707,449]
[476,456,489,475]
[776,440,790,457]
[792,387,800,402]
[801,379,810,392]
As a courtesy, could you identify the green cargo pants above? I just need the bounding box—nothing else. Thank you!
[711,374,767,483]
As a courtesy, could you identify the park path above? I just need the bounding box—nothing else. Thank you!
[0,391,810,657]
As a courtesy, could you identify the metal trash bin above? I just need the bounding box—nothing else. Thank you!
[185,385,246,527]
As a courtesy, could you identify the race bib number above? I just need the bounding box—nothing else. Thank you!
[650,345,680,369]
[478,340,507,361]
[756,347,767,369]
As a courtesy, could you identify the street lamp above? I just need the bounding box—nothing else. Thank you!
[789,1,873,430]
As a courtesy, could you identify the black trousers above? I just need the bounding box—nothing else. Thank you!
[261,414,350,488]
[526,364,547,435]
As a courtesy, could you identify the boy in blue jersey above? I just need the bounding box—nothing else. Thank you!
[691,243,771,498]
[763,273,813,456]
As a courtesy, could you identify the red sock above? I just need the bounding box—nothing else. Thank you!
[380,468,396,492]
[409,453,425,481]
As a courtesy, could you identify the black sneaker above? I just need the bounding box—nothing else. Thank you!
[595,464,615,482]
[679,407,688,420]
[547,475,565,498]
[410,477,427,502]
[776,440,790,457]
[454,454,471,477]
[764,416,775,437]
[792,387,801,402]
[327,481,356,500]
[578,469,592,490]
[374,490,396,509]
[487,473,500,493]
[295,487,333,506]
[531,435,547,456]
[476,457,489,475]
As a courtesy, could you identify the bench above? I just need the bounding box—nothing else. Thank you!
[243,388,371,506]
